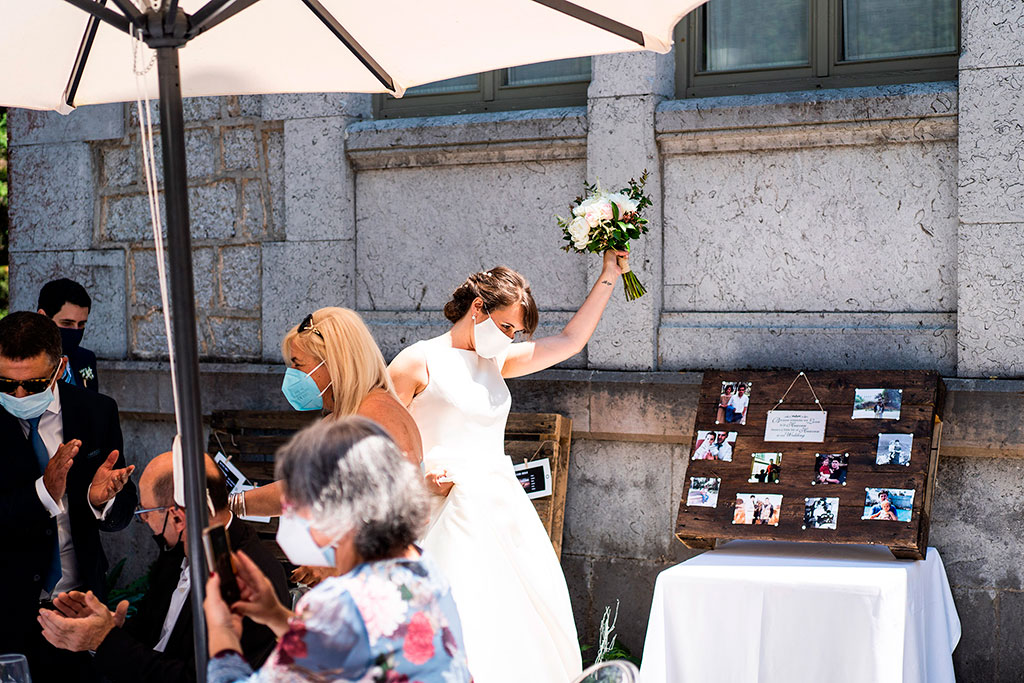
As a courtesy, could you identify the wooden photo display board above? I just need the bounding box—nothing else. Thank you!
[676,370,944,560]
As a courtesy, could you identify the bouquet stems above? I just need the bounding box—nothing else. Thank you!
[618,255,646,301]
[622,271,646,301]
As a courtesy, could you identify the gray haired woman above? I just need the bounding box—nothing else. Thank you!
[203,417,471,683]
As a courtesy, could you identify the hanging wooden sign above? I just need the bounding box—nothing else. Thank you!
[675,370,944,560]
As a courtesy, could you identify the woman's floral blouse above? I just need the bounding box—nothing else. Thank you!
[209,553,472,683]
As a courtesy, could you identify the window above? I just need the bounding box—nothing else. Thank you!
[374,57,591,119]
[676,0,959,98]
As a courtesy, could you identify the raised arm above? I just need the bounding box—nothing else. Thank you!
[501,250,625,379]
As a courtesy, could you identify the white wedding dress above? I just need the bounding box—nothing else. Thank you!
[408,336,582,683]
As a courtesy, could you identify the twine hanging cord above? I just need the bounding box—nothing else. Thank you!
[770,371,826,413]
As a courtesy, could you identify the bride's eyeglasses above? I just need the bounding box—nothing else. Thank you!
[298,313,324,339]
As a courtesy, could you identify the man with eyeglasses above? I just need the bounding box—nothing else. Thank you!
[0,311,136,682]
[37,452,287,683]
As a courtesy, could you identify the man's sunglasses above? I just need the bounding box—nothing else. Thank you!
[298,313,323,339]
[0,365,59,396]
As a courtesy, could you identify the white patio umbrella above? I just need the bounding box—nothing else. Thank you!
[3,0,696,110]
[0,1,703,679]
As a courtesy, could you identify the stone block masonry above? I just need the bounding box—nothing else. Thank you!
[11,97,283,360]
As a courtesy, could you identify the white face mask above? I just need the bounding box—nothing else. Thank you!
[473,314,513,359]
[276,513,336,568]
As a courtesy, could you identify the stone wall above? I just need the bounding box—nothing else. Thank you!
[8,3,1024,679]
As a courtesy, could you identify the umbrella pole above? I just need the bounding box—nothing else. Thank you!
[156,44,210,683]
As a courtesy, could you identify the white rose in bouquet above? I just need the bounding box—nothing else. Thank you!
[575,195,614,228]
[606,192,638,216]
[568,216,591,249]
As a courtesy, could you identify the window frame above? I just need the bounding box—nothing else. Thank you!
[675,0,960,99]
[375,66,591,119]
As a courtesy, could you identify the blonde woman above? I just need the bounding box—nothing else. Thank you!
[388,251,626,683]
[234,308,422,519]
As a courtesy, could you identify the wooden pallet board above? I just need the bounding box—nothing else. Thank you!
[676,370,943,560]
[207,410,572,559]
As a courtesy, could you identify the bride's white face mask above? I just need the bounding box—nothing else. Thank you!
[473,313,513,359]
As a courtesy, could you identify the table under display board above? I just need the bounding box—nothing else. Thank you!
[676,370,944,559]
[638,540,961,683]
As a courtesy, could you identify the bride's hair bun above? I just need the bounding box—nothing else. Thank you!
[443,267,539,336]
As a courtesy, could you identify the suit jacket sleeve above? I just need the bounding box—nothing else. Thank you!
[0,483,53,531]
[97,398,136,533]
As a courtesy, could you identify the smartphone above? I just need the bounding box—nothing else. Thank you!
[203,524,241,604]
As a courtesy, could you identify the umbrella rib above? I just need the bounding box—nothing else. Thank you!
[188,0,265,38]
[62,2,107,109]
[106,0,144,24]
[165,0,180,33]
[530,0,645,46]
[299,0,395,92]
[62,0,132,35]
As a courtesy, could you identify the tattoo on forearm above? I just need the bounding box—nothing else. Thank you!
[601,280,613,286]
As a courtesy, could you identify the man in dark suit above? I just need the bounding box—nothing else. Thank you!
[0,311,136,682]
[37,278,99,392]
[38,452,290,682]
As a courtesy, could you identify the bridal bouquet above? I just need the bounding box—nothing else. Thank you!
[557,171,652,300]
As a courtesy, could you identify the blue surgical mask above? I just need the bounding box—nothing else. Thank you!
[0,375,57,421]
[281,361,331,411]
[276,512,336,568]
[0,385,56,420]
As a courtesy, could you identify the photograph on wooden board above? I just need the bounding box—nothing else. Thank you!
[812,453,848,486]
[717,381,752,425]
[803,497,839,530]
[853,388,903,420]
[862,488,915,522]
[733,493,782,526]
[748,452,782,484]
[875,433,913,466]
[687,477,721,508]
[692,430,737,462]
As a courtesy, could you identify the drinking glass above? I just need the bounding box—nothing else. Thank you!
[0,654,31,683]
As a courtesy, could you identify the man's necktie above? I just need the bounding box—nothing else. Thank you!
[27,416,63,593]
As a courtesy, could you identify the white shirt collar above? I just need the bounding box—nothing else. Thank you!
[45,382,63,416]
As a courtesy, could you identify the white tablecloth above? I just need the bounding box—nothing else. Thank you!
[639,541,960,683]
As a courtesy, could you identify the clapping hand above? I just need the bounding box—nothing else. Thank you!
[43,440,80,502]
[53,590,128,627]
[89,450,135,508]
[38,591,126,652]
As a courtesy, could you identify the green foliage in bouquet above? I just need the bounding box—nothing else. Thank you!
[557,171,652,300]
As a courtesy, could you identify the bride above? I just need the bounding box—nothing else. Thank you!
[389,250,627,683]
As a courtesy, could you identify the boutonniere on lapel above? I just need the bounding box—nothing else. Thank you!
[79,367,95,382]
